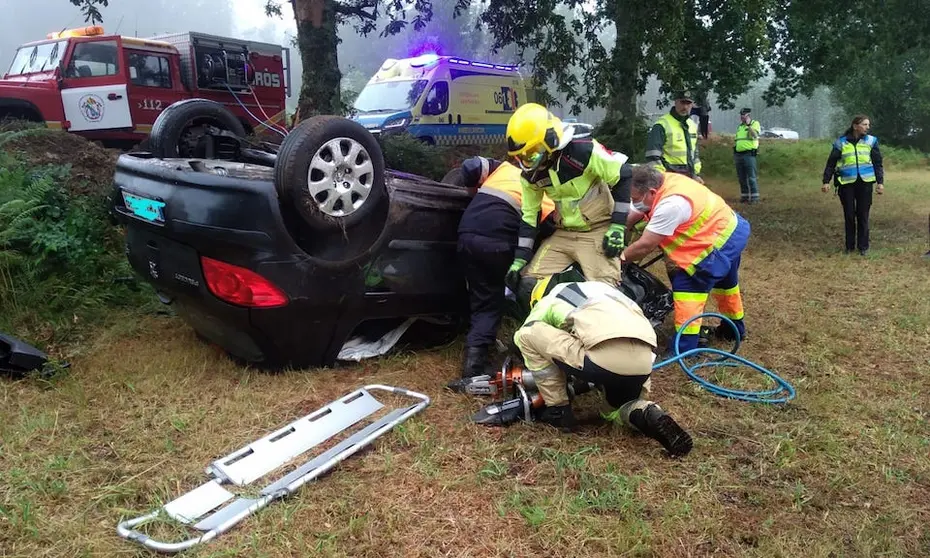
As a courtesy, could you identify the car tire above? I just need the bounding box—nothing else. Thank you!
[275,115,386,231]
[149,99,246,159]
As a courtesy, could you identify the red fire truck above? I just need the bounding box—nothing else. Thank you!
[0,26,291,145]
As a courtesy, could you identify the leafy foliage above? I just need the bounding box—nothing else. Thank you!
[379,134,451,181]
[460,0,778,118]
[68,0,108,24]
[0,132,151,342]
[763,1,930,150]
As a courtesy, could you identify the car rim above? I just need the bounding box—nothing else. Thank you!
[307,137,375,217]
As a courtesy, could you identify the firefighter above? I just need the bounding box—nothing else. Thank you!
[504,103,634,292]
[734,108,761,204]
[457,156,556,378]
[620,165,750,355]
[512,275,693,457]
[821,114,884,255]
[645,89,704,183]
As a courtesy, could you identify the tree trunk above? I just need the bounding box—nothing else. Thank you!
[596,0,647,154]
[604,0,642,124]
[292,0,341,119]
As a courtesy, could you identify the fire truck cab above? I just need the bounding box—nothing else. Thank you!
[0,26,291,145]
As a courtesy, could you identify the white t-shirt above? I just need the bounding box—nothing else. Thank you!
[644,195,693,235]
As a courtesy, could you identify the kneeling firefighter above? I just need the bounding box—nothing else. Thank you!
[457,156,556,378]
[504,103,634,291]
[511,274,693,457]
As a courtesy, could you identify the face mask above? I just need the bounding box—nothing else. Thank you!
[632,199,649,212]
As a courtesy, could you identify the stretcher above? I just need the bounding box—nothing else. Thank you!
[116,384,430,553]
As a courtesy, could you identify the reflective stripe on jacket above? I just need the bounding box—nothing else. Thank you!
[479,162,555,221]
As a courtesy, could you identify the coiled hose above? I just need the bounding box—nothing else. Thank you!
[652,312,796,404]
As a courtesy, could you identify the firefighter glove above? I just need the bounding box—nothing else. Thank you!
[505,258,527,292]
[602,223,626,258]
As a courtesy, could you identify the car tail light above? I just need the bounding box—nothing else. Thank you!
[200,256,288,308]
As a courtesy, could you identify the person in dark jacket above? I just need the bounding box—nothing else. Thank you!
[456,156,556,378]
[822,115,885,255]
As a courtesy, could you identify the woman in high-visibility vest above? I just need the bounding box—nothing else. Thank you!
[821,115,885,256]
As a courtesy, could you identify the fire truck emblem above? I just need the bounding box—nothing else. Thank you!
[78,94,105,122]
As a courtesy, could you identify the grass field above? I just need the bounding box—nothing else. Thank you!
[1,138,929,557]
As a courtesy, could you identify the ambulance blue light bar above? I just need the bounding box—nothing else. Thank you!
[448,57,520,71]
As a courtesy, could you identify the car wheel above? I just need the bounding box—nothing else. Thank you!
[275,115,386,231]
[149,99,246,159]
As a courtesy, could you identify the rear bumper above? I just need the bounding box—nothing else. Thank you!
[112,153,472,369]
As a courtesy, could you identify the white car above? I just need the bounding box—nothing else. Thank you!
[761,127,800,140]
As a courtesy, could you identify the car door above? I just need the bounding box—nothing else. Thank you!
[124,48,178,134]
[59,37,133,131]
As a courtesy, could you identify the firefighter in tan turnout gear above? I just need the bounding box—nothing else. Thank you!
[504,103,634,290]
[512,276,693,457]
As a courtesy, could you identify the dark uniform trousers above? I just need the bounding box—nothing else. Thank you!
[457,232,515,348]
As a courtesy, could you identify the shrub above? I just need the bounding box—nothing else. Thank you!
[0,131,151,344]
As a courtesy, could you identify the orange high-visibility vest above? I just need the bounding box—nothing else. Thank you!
[645,173,737,275]
[479,162,555,221]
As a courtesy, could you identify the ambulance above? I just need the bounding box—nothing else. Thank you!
[350,54,528,146]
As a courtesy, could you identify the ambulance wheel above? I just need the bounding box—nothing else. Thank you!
[149,99,246,160]
[274,115,386,231]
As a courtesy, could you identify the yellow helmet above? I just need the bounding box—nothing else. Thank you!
[506,103,564,171]
[529,275,553,309]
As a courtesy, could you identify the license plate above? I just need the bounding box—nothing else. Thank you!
[122,191,166,224]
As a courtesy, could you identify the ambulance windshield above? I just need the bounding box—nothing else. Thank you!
[7,41,67,76]
[353,79,429,113]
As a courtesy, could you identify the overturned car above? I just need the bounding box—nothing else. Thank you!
[109,99,671,369]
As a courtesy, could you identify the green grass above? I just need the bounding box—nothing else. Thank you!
[1,135,929,556]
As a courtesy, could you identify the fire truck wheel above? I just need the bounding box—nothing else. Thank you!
[274,116,386,231]
[149,99,247,159]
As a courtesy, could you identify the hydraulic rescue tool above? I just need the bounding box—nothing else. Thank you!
[447,357,596,425]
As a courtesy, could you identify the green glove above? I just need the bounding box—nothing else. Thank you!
[602,223,625,258]
[505,258,527,291]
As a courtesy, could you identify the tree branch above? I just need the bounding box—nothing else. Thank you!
[335,3,377,20]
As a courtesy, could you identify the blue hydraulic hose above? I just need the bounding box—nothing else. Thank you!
[224,84,288,138]
[652,312,797,404]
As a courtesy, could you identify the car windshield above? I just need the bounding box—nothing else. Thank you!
[6,40,67,76]
[353,80,429,113]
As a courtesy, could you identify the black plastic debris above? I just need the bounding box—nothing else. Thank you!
[0,332,66,377]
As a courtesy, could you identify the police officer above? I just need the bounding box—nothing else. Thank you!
[734,108,761,203]
[503,103,634,291]
[645,89,704,183]
[621,165,750,355]
[512,275,693,457]
[821,114,884,255]
[457,156,556,378]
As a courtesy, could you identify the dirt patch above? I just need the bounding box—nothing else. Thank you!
[2,126,120,197]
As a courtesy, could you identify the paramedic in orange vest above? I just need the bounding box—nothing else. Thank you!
[457,156,556,378]
[620,165,751,354]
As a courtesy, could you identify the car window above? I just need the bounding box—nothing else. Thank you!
[66,40,119,78]
[128,51,171,88]
[422,82,449,115]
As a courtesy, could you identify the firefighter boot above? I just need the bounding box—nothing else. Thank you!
[629,404,693,457]
[538,404,578,433]
[462,346,492,378]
